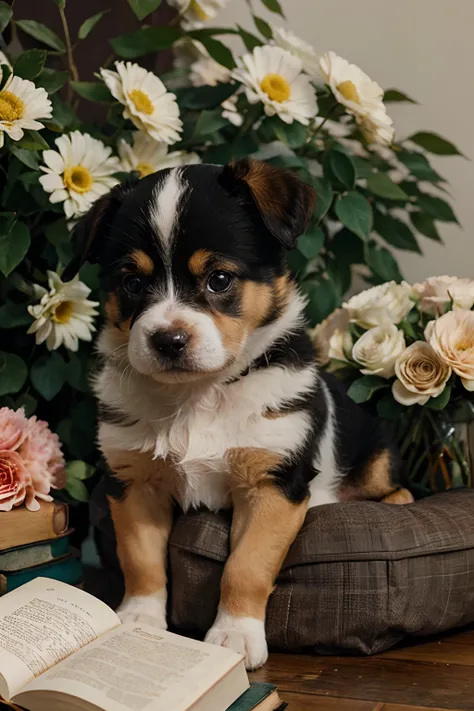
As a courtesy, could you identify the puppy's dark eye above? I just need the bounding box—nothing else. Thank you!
[122,274,144,296]
[207,271,234,294]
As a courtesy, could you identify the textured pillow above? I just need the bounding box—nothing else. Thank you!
[167,489,474,655]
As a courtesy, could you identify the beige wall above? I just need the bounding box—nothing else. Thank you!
[217,0,474,282]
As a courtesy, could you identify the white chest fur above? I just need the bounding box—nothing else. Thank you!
[96,362,315,511]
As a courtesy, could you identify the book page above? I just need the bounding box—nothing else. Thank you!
[17,623,244,711]
[0,577,119,700]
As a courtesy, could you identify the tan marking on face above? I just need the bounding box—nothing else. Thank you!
[274,273,291,310]
[130,249,154,275]
[105,292,131,340]
[382,488,414,505]
[220,478,308,619]
[241,280,274,330]
[105,450,177,597]
[210,310,246,358]
[188,248,212,276]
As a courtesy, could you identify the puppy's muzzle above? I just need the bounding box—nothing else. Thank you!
[150,328,190,359]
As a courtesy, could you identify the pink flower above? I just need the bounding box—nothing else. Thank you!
[19,417,66,498]
[0,407,29,451]
[0,450,35,511]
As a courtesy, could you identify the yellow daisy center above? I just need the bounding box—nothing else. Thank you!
[136,162,155,178]
[0,91,24,122]
[260,74,291,103]
[53,301,74,324]
[129,89,154,116]
[190,0,210,20]
[337,80,360,104]
[63,165,93,194]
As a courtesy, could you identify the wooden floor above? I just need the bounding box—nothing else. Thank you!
[251,628,474,711]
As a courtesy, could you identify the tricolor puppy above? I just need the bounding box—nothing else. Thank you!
[65,159,413,670]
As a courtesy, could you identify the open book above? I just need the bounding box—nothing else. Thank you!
[0,578,248,711]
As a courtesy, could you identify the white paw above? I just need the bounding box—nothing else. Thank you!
[205,610,268,670]
[117,592,167,629]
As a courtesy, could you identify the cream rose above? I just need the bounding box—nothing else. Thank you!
[352,323,405,378]
[425,310,474,391]
[343,281,413,328]
[328,329,353,362]
[392,342,452,406]
[413,275,474,315]
[309,308,350,365]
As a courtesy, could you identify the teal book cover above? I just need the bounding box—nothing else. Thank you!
[0,555,82,595]
[227,682,285,710]
[0,534,70,572]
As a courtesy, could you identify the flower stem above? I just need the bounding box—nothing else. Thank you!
[310,102,339,141]
[58,5,79,102]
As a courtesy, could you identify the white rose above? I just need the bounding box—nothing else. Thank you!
[425,309,474,391]
[352,323,405,378]
[413,275,474,315]
[343,281,414,328]
[328,329,353,362]
[309,308,350,365]
[392,341,452,406]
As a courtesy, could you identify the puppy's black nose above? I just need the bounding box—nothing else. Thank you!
[150,329,189,358]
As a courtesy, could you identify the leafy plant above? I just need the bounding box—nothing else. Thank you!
[0,0,465,496]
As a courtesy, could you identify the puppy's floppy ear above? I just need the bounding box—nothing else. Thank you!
[62,178,139,282]
[221,158,316,249]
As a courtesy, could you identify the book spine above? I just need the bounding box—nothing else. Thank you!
[52,502,69,536]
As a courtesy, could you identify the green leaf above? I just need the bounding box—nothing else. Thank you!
[15,393,37,417]
[0,352,28,396]
[335,192,372,240]
[304,279,338,326]
[66,478,89,502]
[237,25,262,51]
[374,213,421,252]
[0,302,33,328]
[9,145,39,170]
[324,149,356,190]
[272,118,307,149]
[16,20,66,52]
[331,228,364,266]
[0,2,12,33]
[410,211,442,242]
[253,14,273,39]
[377,394,406,419]
[30,353,67,401]
[0,222,30,276]
[17,130,49,151]
[78,10,110,40]
[127,0,161,20]
[110,26,181,58]
[36,68,69,94]
[366,172,408,200]
[397,150,444,183]
[347,375,388,404]
[409,131,465,157]
[70,81,112,103]
[195,36,235,70]
[366,244,403,282]
[193,109,228,138]
[49,95,76,131]
[45,218,70,246]
[66,460,95,481]
[175,82,236,110]
[312,177,333,222]
[352,156,373,179]
[416,194,459,223]
[383,88,417,103]
[260,0,284,14]
[427,385,452,410]
[298,227,324,260]
[0,63,12,91]
[13,49,47,80]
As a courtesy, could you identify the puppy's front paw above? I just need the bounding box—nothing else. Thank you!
[205,611,268,670]
[117,592,167,629]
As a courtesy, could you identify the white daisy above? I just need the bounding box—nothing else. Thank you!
[100,61,182,145]
[319,51,384,120]
[167,0,230,28]
[221,95,243,127]
[232,45,318,125]
[118,131,200,177]
[190,52,231,87]
[28,271,99,352]
[39,131,120,219]
[0,75,52,148]
[358,106,394,146]
[271,26,320,78]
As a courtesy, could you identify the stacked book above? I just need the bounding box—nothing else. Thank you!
[0,501,82,595]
